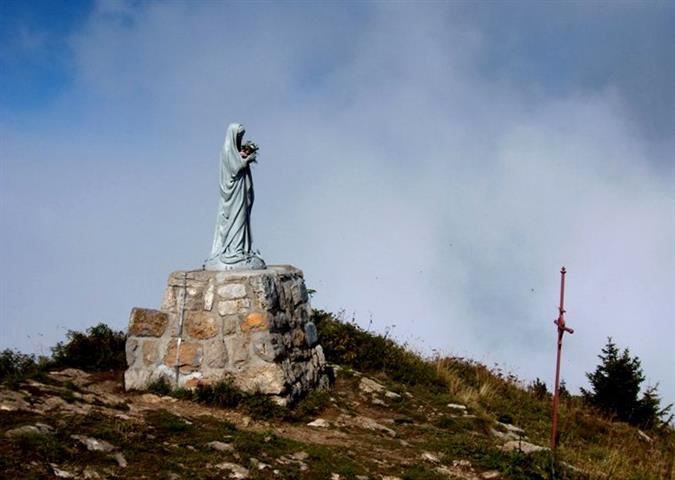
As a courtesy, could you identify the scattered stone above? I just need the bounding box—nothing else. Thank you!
[331,474,341,480]
[500,440,548,454]
[356,476,370,480]
[371,397,387,406]
[490,428,521,441]
[421,451,441,463]
[355,416,396,437]
[496,422,525,435]
[83,467,102,479]
[359,377,385,394]
[638,429,652,442]
[250,458,270,470]
[307,418,330,428]
[50,464,75,478]
[453,460,472,468]
[139,393,162,403]
[71,435,116,452]
[6,423,54,437]
[447,403,467,412]
[215,462,250,479]
[0,389,31,412]
[381,476,402,480]
[207,440,234,452]
[290,451,309,461]
[384,390,401,399]
[111,452,127,468]
[481,471,500,479]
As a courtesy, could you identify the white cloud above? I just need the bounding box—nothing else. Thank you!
[2,1,673,404]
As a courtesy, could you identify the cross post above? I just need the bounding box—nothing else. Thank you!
[551,266,574,452]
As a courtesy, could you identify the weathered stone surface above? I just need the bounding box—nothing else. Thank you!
[128,308,169,337]
[185,311,218,339]
[125,338,140,368]
[142,340,158,365]
[163,339,202,372]
[204,339,228,368]
[218,298,251,316]
[240,312,269,332]
[304,321,318,347]
[125,266,327,403]
[218,283,247,299]
[252,332,282,362]
[204,283,215,311]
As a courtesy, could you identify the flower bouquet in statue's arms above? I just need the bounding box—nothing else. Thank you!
[240,141,259,162]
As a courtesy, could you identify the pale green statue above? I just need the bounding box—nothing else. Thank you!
[204,123,266,270]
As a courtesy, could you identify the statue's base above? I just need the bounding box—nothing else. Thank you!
[124,265,328,405]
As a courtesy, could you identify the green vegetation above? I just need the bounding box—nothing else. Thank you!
[582,337,673,428]
[51,323,126,372]
[2,315,674,479]
[313,309,446,391]
[0,349,49,387]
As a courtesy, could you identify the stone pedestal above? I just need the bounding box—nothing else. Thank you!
[124,265,328,404]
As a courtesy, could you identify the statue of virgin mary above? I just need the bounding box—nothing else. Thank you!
[204,123,266,270]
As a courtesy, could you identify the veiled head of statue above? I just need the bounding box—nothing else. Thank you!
[226,123,245,151]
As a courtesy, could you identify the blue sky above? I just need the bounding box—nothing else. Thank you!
[1,0,674,405]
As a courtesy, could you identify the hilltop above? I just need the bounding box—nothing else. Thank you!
[1,311,673,479]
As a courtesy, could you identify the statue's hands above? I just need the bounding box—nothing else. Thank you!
[246,152,258,163]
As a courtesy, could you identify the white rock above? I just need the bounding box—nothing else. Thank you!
[384,390,401,399]
[421,452,440,463]
[6,423,54,437]
[111,452,127,468]
[215,462,250,479]
[307,418,330,428]
[50,464,75,478]
[208,440,234,452]
[71,435,116,452]
[500,440,548,454]
[638,429,652,442]
[359,377,385,394]
[481,471,500,479]
[355,416,396,437]
[497,422,525,435]
[447,403,467,411]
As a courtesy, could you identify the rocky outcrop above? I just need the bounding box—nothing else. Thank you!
[124,265,329,404]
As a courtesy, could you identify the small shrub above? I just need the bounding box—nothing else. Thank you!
[0,349,48,386]
[146,377,173,396]
[529,378,549,400]
[195,379,242,407]
[51,323,126,372]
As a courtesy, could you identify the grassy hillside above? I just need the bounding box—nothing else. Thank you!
[0,312,672,479]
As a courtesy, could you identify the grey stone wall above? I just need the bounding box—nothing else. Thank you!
[124,265,328,404]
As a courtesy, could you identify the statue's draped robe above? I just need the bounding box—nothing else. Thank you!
[207,124,258,266]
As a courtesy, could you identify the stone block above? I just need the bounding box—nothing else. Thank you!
[125,266,326,404]
[252,332,283,362]
[217,283,247,299]
[240,312,269,333]
[125,338,140,368]
[204,282,215,311]
[185,311,219,339]
[217,298,250,316]
[128,308,169,337]
[163,339,202,373]
[304,321,319,347]
[204,339,228,368]
[142,340,158,365]
[222,315,239,335]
